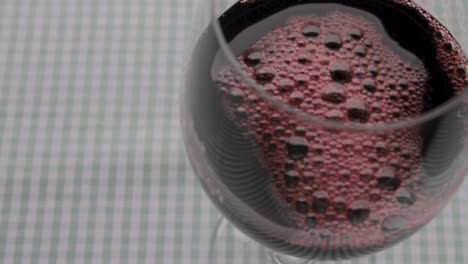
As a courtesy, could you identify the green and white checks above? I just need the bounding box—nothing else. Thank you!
[0,0,466,263]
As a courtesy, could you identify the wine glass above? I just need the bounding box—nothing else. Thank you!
[180,0,468,263]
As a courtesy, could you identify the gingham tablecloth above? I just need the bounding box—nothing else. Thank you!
[0,0,466,263]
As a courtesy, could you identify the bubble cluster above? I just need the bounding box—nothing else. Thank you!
[216,2,466,249]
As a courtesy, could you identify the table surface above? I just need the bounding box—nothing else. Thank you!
[0,0,467,263]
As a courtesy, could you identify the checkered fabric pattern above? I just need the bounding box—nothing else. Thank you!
[0,0,466,263]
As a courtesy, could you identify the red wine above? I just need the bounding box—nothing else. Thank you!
[184,0,467,260]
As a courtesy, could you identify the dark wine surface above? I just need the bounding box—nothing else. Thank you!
[185,0,467,260]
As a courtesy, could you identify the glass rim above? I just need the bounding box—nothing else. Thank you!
[210,1,468,133]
